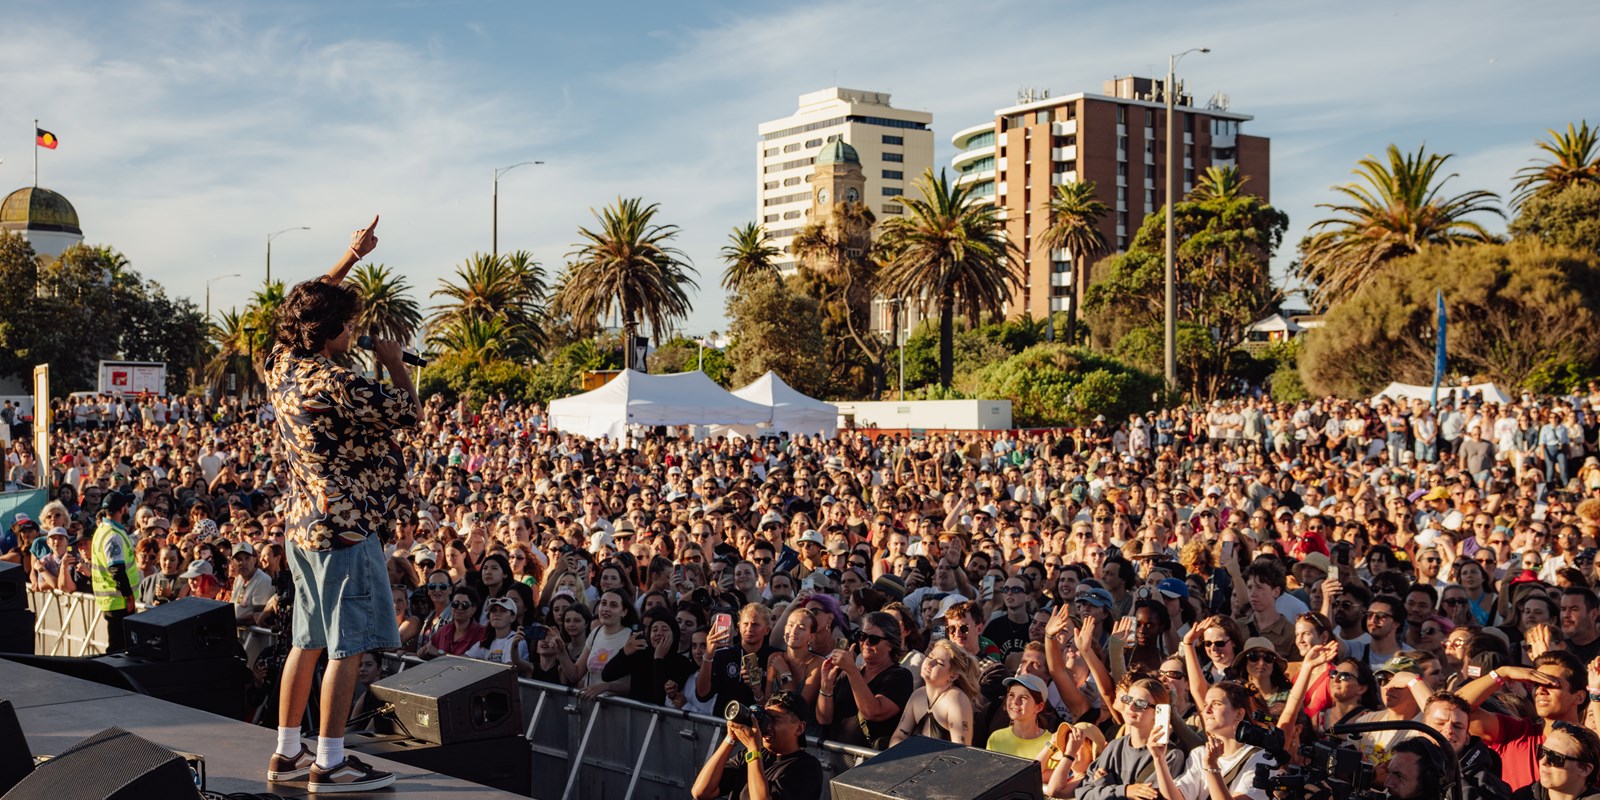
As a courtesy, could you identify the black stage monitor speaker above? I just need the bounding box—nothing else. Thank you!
[0,563,24,612]
[368,655,520,745]
[1,726,200,800]
[830,736,1042,800]
[348,731,531,795]
[0,700,34,795]
[0,610,33,655]
[124,597,237,662]
[93,652,251,720]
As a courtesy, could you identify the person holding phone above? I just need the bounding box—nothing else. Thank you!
[465,596,533,675]
[568,588,640,698]
[601,607,695,705]
[817,612,913,750]
[696,604,777,711]
[1148,681,1273,800]
[1067,677,1185,800]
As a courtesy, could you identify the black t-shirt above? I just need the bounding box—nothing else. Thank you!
[981,615,1032,658]
[700,645,779,709]
[826,663,913,750]
[1569,635,1600,668]
[717,749,825,800]
[602,648,697,706]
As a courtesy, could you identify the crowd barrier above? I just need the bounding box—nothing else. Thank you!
[379,652,880,800]
[27,593,879,799]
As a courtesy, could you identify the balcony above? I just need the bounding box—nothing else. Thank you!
[998,156,1008,171]
[1213,132,1236,148]
[1051,145,1077,162]
[1050,248,1073,262]
[1049,271,1072,287]
[997,181,1008,196]
[1050,171,1078,186]
[1051,120,1078,137]
[1185,132,1193,145]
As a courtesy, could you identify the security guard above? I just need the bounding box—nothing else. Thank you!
[91,491,137,651]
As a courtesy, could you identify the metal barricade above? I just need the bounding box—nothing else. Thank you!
[27,589,107,656]
[379,653,877,800]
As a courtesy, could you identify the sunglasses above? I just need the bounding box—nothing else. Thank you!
[947,624,973,636]
[1002,586,1027,595]
[1158,670,1186,681]
[1540,746,1579,768]
[450,600,474,610]
[855,632,890,646]
[753,557,773,565]
[1203,639,1231,650]
[426,583,452,592]
[1366,611,1394,622]
[1329,671,1360,684]
[1118,694,1154,711]
[1442,598,1468,606]
[1245,652,1277,664]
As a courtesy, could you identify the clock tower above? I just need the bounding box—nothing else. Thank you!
[810,139,865,225]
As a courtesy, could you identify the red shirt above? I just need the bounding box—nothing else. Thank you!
[1486,712,1543,792]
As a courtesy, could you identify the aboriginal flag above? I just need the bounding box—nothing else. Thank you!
[36,128,58,149]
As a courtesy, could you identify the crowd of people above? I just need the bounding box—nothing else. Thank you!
[8,385,1600,800]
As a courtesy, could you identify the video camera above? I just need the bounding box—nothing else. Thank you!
[1241,720,1462,800]
[723,701,774,736]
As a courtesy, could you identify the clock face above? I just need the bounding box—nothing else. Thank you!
[846,188,859,203]
[817,188,829,204]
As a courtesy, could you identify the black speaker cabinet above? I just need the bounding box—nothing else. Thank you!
[368,655,520,745]
[348,731,531,795]
[0,610,33,655]
[0,563,24,612]
[1,727,200,800]
[0,700,34,795]
[830,736,1042,800]
[93,653,251,721]
[124,597,237,662]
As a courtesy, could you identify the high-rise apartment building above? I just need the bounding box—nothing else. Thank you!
[952,77,1269,322]
[756,88,934,272]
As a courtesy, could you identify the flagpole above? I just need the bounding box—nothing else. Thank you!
[33,119,38,187]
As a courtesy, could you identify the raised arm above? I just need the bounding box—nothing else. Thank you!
[322,215,379,285]
[1280,641,1337,736]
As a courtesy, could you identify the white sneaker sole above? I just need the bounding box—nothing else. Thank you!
[308,772,397,793]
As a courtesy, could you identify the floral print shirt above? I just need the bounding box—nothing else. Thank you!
[265,345,418,552]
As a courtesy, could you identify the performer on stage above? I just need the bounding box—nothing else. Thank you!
[261,215,419,793]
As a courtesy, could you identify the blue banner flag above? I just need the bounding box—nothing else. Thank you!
[1431,290,1447,407]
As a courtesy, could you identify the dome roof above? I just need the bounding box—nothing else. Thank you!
[0,187,81,234]
[815,140,860,166]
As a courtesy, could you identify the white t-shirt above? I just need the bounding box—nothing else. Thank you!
[1169,744,1271,800]
[465,634,529,665]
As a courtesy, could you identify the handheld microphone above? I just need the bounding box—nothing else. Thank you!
[356,335,428,368]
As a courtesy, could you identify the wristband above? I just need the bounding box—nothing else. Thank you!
[743,749,761,764]
[820,691,834,698]
[349,246,363,261]
[1489,669,1505,688]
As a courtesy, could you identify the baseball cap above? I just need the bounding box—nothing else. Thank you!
[46,526,69,540]
[412,547,438,565]
[765,691,813,726]
[1156,578,1190,599]
[1376,655,1421,680]
[796,530,825,547]
[102,492,134,515]
[486,596,517,614]
[1422,487,1450,502]
[11,513,36,530]
[231,542,255,557]
[1079,588,1114,609]
[179,559,214,579]
[1003,673,1048,698]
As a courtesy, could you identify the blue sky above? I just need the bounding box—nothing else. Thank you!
[3,0,1596,339]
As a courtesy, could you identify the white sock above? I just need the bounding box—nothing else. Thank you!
[316,736,345,769]
[275,726,301,758]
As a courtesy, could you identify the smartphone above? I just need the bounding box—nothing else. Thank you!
[673,564,685,584]
[1221,541,1234,560]
[741,653,762,686]
[712,613,733,639]
[525,623,547,642]
[1329,565,1342,582]
[1121,614,1137,631]
[1152,704,1171,746]
[982,576,997,596]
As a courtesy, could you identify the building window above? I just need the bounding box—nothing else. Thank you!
[1186,168,1195,184]
[1036,110,1049,124]
[783,177,801,187]
[764,180,779,190]
[883,170,903,180]
[805,138,823,148]
[1145,165,1156,179]
[783,211,801,220]
[783,143,801,153]
[883,134,903,145]
[827,134,840,142]
[763,157,815,174]
[1116,106,1126,124]
[1118,235,1127,248]
[882,187,904,197]
[882,203,904,215]
[1117,187,1126,201]
[1117,163,1128,177]
[763,192,810,207]
[883,152,904,163]
[1006,114,1026,130]
[1052,260,1071,274]
[1051,284,1072,298]
[763,147,780,157]
[1184,113,1194,133]
[1118,211,1129,226]
[763,214,779,223]
[1145,189,1155,205]
[1053,161,1075,173]
[1215,147,1237,160]
[1145,109,1154,126]
[1053,135,1076,147]
[1117,136,1128,159]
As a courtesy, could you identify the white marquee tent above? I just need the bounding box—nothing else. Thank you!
[729,371,838,438]
[546,370,772,440]
[1370,381,1513,405]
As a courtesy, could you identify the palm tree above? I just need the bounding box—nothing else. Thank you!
[1036,180,1109,345]
[878,169,1019,388]
[1297,144,1502,307]
[719,222,780,294]
[1187,165,1249,202]
[349,263,423,378]
[202,308,266,399]
[426,316,508,364]
[430,250,547,358]
[1511,121,1600,210]
[553,197,697,370]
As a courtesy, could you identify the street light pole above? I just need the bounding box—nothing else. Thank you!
[205,273,241,324]
[493,160,544,257]
[266,226,311,284]
[1165,47,1209,394]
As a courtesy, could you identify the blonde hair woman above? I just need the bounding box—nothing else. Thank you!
[890,638,981,746]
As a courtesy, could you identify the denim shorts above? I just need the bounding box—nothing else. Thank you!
[287,536,399,659]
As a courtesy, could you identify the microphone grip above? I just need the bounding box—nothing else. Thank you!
[356,335,428,368]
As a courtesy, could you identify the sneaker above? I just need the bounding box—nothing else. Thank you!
[267,744,315,781]
[308,754,397,793]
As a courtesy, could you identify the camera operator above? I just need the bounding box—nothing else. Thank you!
[691,691,822,800]
[1383,738,1449,800]
[1422,693,1511,799]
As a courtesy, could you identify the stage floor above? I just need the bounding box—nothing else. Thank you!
[0,658,527,798]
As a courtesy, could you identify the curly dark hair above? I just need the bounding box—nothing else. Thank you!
[277,279,361,356]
